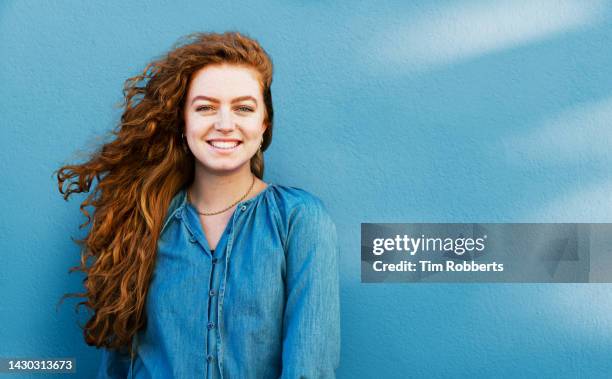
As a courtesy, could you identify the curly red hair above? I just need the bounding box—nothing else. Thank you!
[55,31,274,351]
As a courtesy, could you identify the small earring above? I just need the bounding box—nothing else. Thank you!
[181,133,188,152]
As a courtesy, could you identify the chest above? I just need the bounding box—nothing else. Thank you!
[151,215,288,315]
[198,211,234,251]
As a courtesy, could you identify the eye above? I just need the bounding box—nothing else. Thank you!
[235,106,255,112]
[196,105,215,112]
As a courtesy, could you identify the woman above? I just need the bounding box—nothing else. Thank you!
[56,31,340,378]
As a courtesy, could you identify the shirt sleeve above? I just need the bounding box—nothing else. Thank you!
[280,198,341,379]
[96,346,132,379]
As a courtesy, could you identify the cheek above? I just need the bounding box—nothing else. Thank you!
[242,117,266,139]
[184,116,208,135]
[244,128,265,143]
[183,113,194,132]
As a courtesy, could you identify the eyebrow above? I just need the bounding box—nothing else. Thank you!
[190,95,258,105]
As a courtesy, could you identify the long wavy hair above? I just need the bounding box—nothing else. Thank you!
[55,31,274,351]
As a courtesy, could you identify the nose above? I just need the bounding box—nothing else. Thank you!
[214,108,235,132]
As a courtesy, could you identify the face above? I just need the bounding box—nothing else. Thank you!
[183,64,267,175]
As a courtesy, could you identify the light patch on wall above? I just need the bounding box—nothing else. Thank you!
[522,181,612,222]
[545,285,612,339]
[504,96,612,163]
[370,0,606,72]
[504,97,612,222]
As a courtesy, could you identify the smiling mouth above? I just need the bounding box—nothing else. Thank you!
[207,140,242,150]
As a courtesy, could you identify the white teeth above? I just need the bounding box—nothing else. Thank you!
[209,141,240,149]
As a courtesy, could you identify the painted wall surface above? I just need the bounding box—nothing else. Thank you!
[2,1,612,377]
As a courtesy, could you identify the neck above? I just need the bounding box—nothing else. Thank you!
[189,163,255,212]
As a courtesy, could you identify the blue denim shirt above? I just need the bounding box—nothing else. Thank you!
[97,184,340,378]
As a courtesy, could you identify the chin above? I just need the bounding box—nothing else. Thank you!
[197,159,250,175]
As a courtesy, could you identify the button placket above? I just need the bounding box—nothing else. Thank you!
[214,212,237,374]
[206,247,219,368]
[204,215,235,374]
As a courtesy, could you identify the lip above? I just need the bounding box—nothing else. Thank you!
[206,139,242,153]
[206,139,242,143]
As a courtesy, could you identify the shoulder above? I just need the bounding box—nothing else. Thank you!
[267,184,330,216]
[266,184,335,232]
[166,188,186,217]
[266,185,338,256]
[160,188,188,235]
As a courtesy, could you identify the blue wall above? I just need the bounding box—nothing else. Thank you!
[2,1,612,377]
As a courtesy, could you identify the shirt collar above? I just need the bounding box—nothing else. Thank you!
[180,183,274,210]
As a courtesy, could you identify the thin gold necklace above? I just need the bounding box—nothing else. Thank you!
[187,175,256,216]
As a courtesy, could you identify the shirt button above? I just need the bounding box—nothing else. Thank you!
[209,290,215,297]
[206,354,215,363]
[240,205,247,211]
[175,209,182,219]
[189,235,197,243]
[212,258,218,264]
[207,322,216,330]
